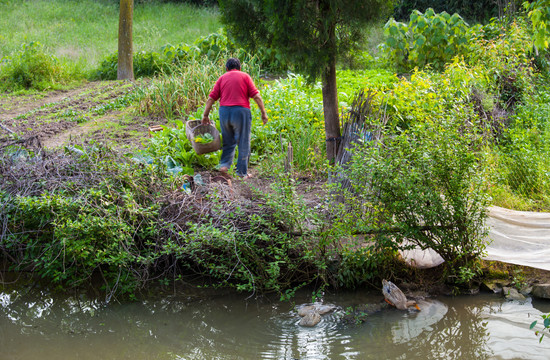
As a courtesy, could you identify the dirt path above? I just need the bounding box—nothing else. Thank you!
[40,114,108,148]
[0,81,162,149]
[0,83,96,122]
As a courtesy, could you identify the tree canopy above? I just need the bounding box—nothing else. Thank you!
[219,0,395,160]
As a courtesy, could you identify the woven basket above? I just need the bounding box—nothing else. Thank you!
[188,122,221,155]
[185,120,202,142]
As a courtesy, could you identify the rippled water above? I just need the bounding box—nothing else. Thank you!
[1,284,550,360]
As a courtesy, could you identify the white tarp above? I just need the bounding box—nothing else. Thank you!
[484,206,550,271]
[401,206,550,271]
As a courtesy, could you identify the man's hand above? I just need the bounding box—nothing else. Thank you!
[253,93,269,125]
[202,97,215,125]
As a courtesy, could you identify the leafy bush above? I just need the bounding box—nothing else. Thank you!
[0,144,350,298]
[467,19,535,110]
[169,174,328,296]
[488,86,550,209]
[94,30,288,81]
[0,42,82,92]
[190,30,288,75]
[392,0,501,23]
[524,0,550,52]
[338,90,489,284]
[383,9,472,72]
[94,50,166,80]
[0,145,164,296]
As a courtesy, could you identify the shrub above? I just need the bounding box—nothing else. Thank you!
[190,30,288,75]
[93,30,288,81]
[0,145,165,296]
[524,0,550,52]
[94,50,166,80]
[0,42,81,92]
[488,88,550,208]
[169,175,327,296]
[392,0,501,23]
[467,19,534,110]
[383,9,472,73]
[336,90,489,285]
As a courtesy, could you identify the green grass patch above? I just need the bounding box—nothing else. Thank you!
[0,0,220,71]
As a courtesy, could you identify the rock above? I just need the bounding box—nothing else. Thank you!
[481,280,505,294]
[466,287,480,295]
[502,287,526,301]
[299,310,321,327]
[520,286,533,296]
[532,284,550,299]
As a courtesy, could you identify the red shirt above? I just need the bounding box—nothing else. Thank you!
[209,70,259,108]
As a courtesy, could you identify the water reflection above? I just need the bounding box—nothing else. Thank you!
[1,285,550,360]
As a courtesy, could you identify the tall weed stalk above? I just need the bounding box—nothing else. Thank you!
[136,59,224,118]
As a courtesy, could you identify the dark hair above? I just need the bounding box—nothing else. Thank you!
[226,58,241,71]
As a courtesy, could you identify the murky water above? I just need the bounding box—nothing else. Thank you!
[1,284,550,360]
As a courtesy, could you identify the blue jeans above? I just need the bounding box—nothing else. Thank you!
[219,106,252,177]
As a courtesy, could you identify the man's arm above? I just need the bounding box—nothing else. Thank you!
[202,97,215,125]
[252,93,268,125]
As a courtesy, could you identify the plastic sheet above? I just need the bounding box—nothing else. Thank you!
[484,206,550,271]
[400,206,550,270]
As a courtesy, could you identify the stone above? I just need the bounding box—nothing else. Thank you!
[466,287,480,296]
[520,286,533,296]
[481,280,507,294]
[299,310,321,327]
[502,287,526,301]
[532,284,550,299]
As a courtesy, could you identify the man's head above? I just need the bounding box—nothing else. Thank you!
[226,58,241,71]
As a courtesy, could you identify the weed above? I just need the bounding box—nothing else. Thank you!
[0,42,83,92]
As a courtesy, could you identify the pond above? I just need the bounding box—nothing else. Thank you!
[1,283,550,360]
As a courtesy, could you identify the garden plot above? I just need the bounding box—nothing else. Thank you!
[0,81,160,149]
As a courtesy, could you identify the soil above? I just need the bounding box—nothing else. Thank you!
[0,81,170,149]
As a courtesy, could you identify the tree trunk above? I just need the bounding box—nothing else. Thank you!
[321,16,340,164]
[322,60,340,163]
[118,0,134,80]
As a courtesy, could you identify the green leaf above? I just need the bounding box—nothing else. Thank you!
[387,37,397,47]
[415,35,426,47]
[417,19,427,30]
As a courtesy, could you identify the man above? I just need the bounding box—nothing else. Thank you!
[202,58,268,179]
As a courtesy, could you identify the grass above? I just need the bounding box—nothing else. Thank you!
[0,0,220,71]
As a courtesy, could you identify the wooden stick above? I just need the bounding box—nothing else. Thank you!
[0,122,15,134]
